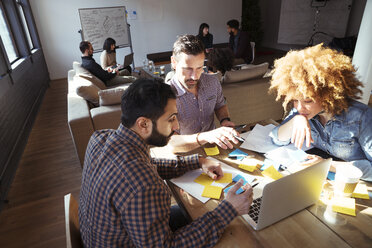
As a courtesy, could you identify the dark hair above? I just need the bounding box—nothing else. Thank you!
[103,37,116,53]
[227,19,239,30]
[207,48,234,75]
[79,41,90,53]
[121,78,176,128]
[198,23,209,37]
[172,35,205,60]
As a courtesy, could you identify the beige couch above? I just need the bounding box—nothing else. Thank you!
[68,62,283,167]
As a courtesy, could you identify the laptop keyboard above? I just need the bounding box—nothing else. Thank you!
[248,197,262,224]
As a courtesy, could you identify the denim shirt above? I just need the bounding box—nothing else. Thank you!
[270,100,372,181]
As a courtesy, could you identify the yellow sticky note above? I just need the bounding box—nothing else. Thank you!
[239,164,257,172]
[204,146,220,156]
[262,165,283,180]
[202,185,223,199]
[332,197,356,216]
[352,183,370,199]
[215,173,232,184]
[194,173,213,186]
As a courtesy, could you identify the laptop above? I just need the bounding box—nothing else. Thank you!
[243,158,331,230]
[123,53,134,67]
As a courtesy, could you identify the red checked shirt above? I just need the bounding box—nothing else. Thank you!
[79,124,238,247]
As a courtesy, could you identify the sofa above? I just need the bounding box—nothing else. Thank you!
[68,62,284,167]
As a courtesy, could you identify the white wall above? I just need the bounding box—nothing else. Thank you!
[353,0,372,104]
[30,0,241,80]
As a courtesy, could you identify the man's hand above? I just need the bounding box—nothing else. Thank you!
[198,127,239,149]
[220,119,235,128]
[225,179,253,215]
[291,115,313,149]
[199,157,223,180]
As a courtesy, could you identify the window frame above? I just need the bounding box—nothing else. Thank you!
[0,1,20,64]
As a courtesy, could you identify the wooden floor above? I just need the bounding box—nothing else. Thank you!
[0,79,82,248]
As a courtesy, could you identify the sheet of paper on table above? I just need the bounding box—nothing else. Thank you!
[170,157,256,203]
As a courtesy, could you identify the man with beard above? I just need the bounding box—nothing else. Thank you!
[227,19,252,64]
[79,41,136,86]
[79,78,254,247]
[168,35,241,152]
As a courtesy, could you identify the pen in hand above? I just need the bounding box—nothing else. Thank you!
[234,135,245,142]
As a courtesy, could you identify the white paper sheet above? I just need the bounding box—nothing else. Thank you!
[170,157,256,203]
[240,124,312,153]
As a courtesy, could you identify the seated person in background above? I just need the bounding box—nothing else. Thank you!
[79,78,254,247]
[207,47,234,79]
[196,23,213,53]
[100,37,132,74]
[79,41,136,87]
[168,35,240,152]
[269,44,372,181]
[226,19,252,64]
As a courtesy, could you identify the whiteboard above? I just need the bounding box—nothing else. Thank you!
[78,6,129,51]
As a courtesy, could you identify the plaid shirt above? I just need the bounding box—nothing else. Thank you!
[169,73,226,135]
[79,124,238,247]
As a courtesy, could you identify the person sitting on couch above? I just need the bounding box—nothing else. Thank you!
[167,35,241,152]
[269,44,372,181]
[100,37,132,74]
[79,41,136,87]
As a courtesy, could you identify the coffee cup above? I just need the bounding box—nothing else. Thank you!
[334,164,362,197]
[160,65,165,75]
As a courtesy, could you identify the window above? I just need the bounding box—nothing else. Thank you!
[0,5,18,63]
[16,1,33,50]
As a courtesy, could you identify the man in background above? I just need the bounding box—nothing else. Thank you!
[79,41,136,86]
[227,19,252,64]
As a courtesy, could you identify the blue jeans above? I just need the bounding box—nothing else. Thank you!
[169,205,190,231]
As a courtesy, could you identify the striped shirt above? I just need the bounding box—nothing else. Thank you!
[169,73,226,135]
[79,124,238,247]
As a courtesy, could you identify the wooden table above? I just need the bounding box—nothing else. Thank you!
[151,121,372,248]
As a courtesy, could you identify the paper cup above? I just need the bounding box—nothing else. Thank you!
[334,165,362,196]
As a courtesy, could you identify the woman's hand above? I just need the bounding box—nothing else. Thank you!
[291,115,314,149]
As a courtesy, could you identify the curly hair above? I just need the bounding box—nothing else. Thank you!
[269,44,363,115]
[207,48,234,75]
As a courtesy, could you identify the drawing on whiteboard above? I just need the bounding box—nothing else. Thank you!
[79,6,130,51]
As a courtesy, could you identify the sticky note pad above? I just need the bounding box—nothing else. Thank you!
[262,165,283,180]
[352,183,370,199]
[202,185,223,199]
[232,174,248,184]
[228,149,248,160]
[260,158,281,171]
[327,171,335,181]
[224,184,244,194]
[204,146,220,156]
[194,173,213,186]
[215,173,232,184]
[239,163,257,172]
[332,197,356,216]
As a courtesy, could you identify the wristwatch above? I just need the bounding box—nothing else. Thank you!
[219,117,231,124]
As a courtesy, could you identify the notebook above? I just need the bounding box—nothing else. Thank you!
[242,158,331,230]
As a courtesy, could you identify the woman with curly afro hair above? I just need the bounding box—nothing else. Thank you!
[269,44,372,181]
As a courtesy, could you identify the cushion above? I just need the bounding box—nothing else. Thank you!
[222,62,269,84]
[72,61,106,90]
[73,75,100,106]
[98,85,130,106]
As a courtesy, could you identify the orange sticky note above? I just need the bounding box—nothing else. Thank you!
[262,165,283,180]
[239,164,257,172]
[194,173,213,186]
[204,146,220,156]
[215,173,232,184]
[332,197,356,216]
[202,185,223,199]
[352,183,370,199]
